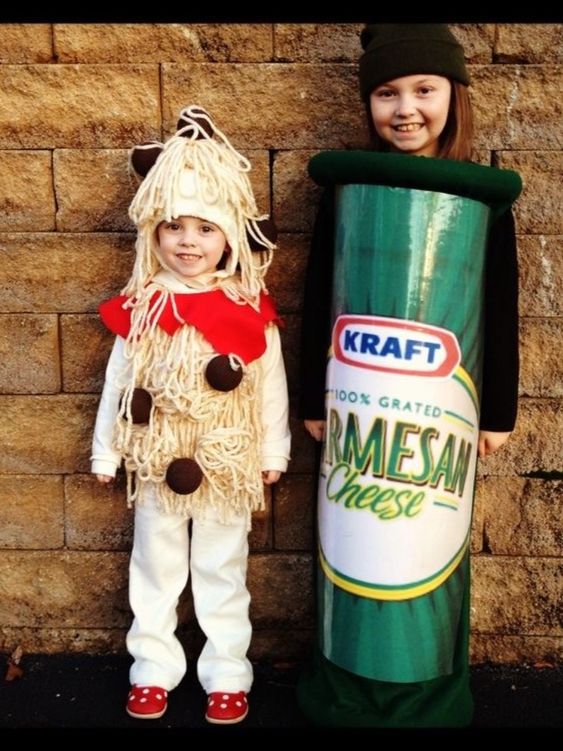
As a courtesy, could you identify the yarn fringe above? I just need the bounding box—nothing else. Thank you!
[113,284,265,526]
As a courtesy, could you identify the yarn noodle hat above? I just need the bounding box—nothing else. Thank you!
[126,105,277,300]
[359,24,470,101]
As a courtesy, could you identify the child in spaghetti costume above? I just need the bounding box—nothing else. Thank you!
[298,25,520,727]
[92,106,290,724]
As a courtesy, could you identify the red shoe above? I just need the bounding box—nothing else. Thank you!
[205,691,249,724]
[126,685,168,719]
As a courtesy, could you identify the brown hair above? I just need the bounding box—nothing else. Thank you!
[365,81,473,162]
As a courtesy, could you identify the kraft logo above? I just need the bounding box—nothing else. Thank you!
[333,315,461,377]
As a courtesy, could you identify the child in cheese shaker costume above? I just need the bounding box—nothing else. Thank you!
[91,106,290,724]
[298,25,521,727]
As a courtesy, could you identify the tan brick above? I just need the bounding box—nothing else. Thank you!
[471,556,561,635]
[0,551,129,627]
[64,475,132,551]
[287,414,317,474]
[162,63,366,150]
[0,624,313,657]
[54,150,136,232]
[61,315,114,393]
[477,398,563,476]
[0,233,134,313]
[471,634,563,665]
[496,24,563,63]
[273,150,321,233]
[451,24,495,63]
[472,149,492,166]
[0,395,98,474]
[274,24,361,62]
[0,151,55,231]
[0,65,159,148]
[497,152,563,234]
[274,474,315,550]
[0,24,52,63]
[249,491,273,552]
[518,236,563,317]
[174,625,314,662]
[249,629,313,661]
[471,67,563,151]
[0,626,126,654]
[518,235,563,316]
[267,234,308,314]
[176,586,196,627]
[273,24,494,65]
[67,471,272,552]
[0,315,60,393]
[0,476,63,549]
[55,23,273,63]
[246,151,271,215]
[53,148,271,232]
[248,553,314,627]
[471,479,485,554]
[502,152,563,234]
[520,318,563,397]
[65,474,273,556]
[278,313,300,397]
[171,626,200,654]
[480,477,562,556]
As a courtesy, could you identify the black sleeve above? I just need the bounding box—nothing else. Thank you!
[479,208,520,432]
[298,189,335,420]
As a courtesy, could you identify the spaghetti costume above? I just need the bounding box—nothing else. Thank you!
[91,106,290,696]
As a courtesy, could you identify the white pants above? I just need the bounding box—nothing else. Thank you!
[126,485,253,693]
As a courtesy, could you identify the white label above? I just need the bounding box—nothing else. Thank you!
[319,315,477,600]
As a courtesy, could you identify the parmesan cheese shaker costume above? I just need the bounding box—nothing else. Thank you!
[91,106,290,723]
[298,25,522,728]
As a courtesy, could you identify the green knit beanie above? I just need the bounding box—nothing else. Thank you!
[359,24,470,101]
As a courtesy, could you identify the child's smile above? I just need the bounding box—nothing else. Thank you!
[393,123,423,132]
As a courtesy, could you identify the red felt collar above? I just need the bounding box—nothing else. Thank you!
[99,289,281,364]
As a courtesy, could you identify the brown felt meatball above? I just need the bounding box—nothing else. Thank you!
[247,217,278,251]
[165,458,203,495]
[130,142,163,178]
[177,107,214,139]
[205,355,243,392]
[121,388,152,425]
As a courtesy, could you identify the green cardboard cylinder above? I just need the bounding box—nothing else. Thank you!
[310,152,521,684]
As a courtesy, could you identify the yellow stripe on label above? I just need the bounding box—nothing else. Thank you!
[320,535,469,601]
[453,365,479,412]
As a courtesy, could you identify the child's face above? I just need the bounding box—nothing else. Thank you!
[369,74,451,157]
[157,215,228,282]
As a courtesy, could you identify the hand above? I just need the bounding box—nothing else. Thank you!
[304,420,326,442]
[262,470,281,485]
[478,431,512,458]
[96,474,114,484]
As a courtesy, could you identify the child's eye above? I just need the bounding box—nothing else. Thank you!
[376,89,395,98]
[200,224,215,233]
[166,222,181,231]
[418,87,434,95]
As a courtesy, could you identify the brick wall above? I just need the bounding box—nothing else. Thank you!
[0,23,561,664]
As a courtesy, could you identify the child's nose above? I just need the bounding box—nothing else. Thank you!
[180,228,197,245]
[395,96,416,117]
